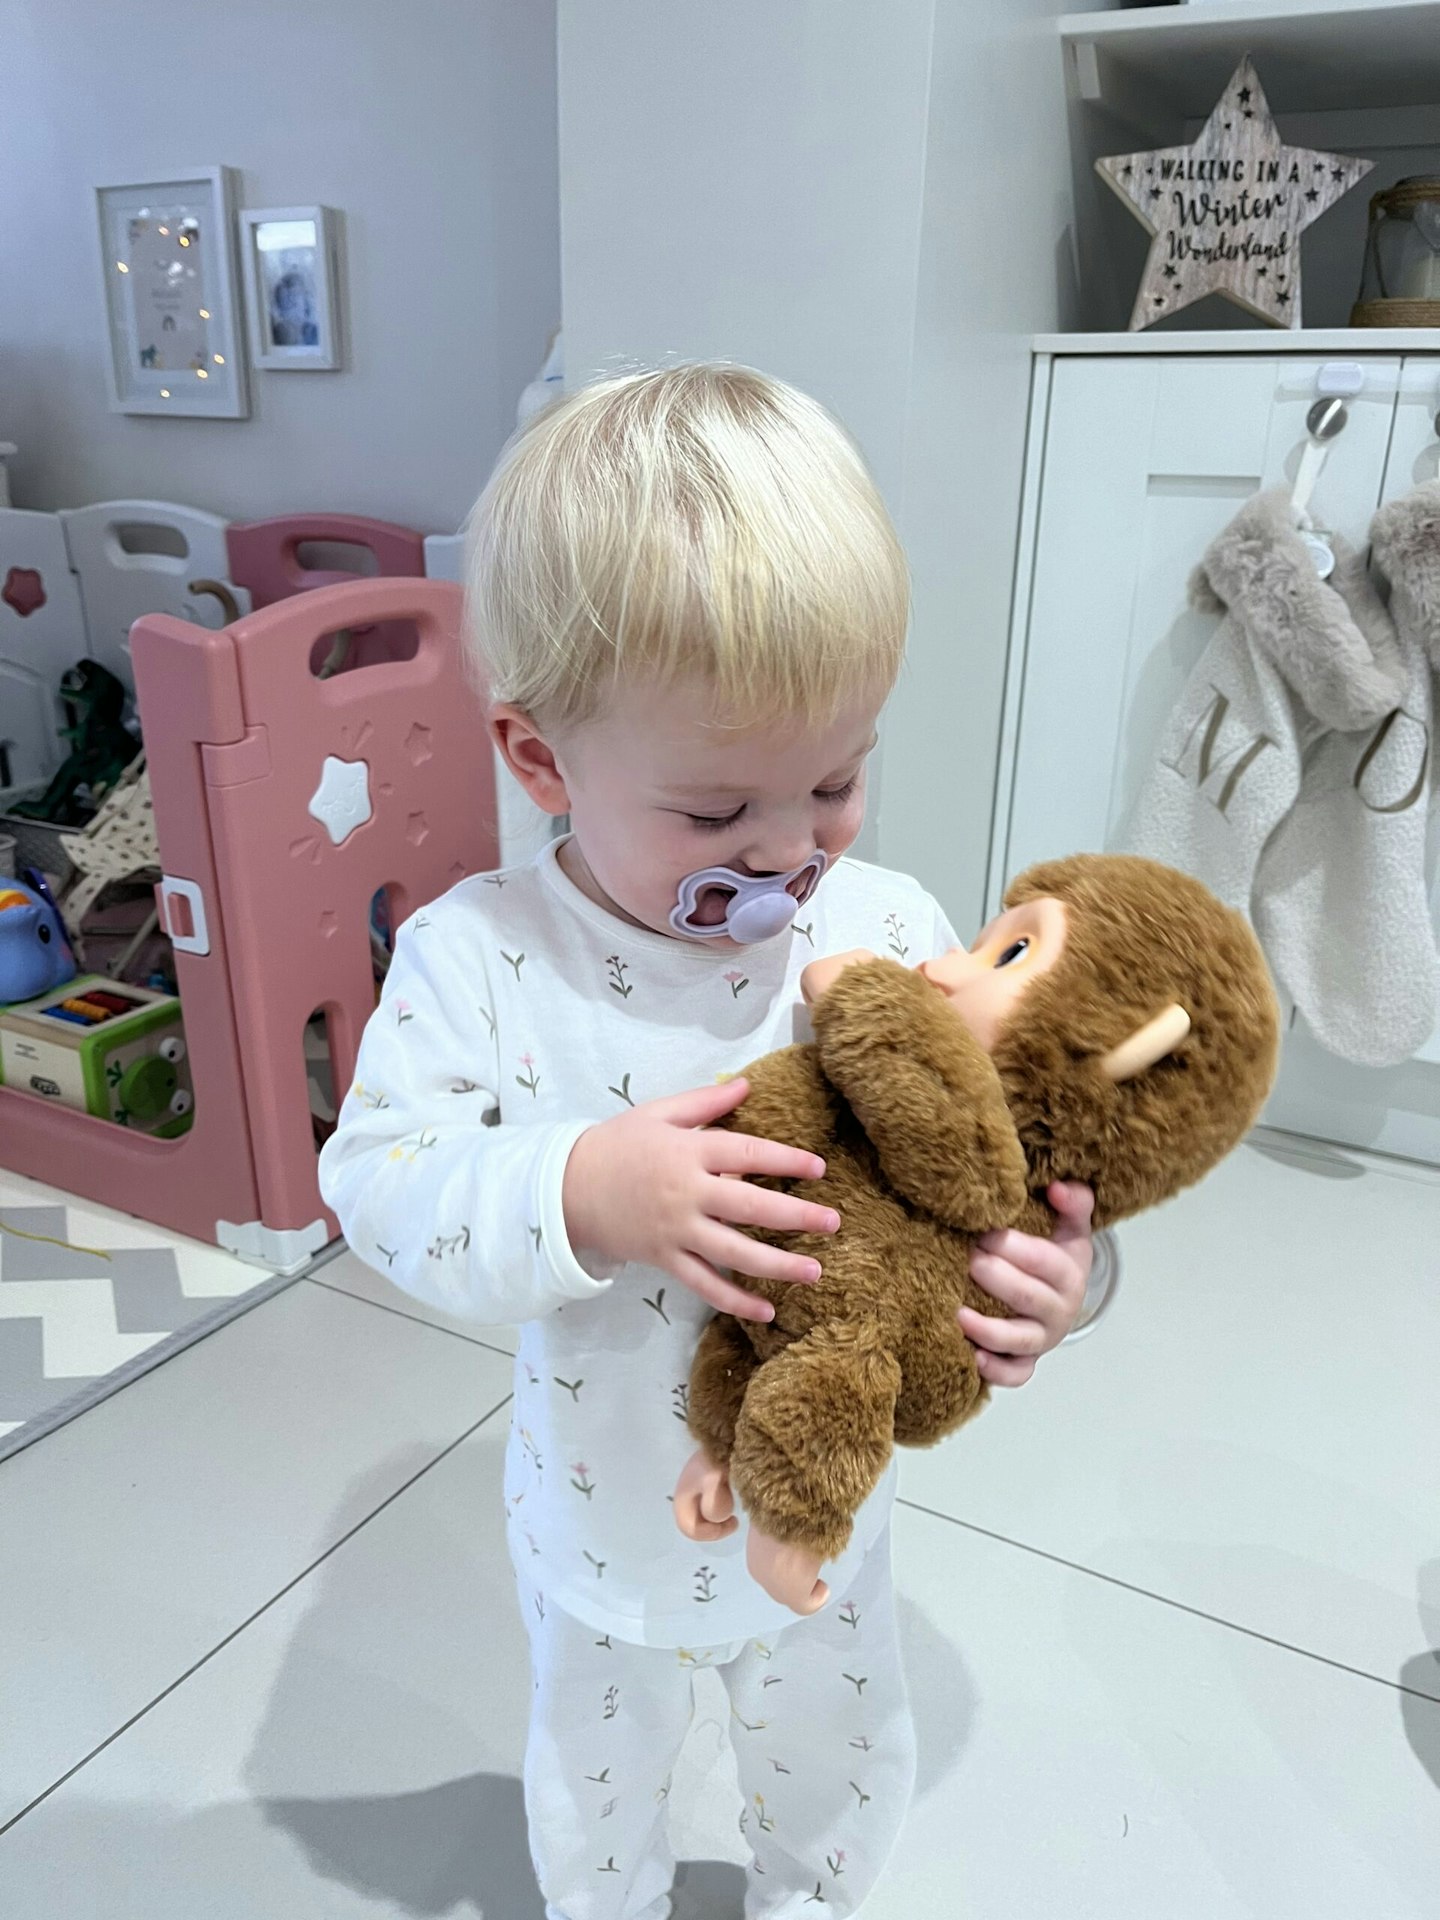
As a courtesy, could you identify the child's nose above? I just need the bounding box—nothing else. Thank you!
[746,831,817,876]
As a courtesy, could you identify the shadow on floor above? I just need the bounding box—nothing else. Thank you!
[1400,1559,1440,1792]
[266,1772,542,1917]
[1247,1135,1368,1182]
[1399,1655,1440,1794]
[269,1774,748,1917]
[236,1442,973,1916]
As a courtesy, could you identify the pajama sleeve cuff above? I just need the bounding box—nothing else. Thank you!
[536,1122,624,1298]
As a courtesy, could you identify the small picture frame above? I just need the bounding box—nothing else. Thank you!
[239,206,344,371]
[95,168,250,418]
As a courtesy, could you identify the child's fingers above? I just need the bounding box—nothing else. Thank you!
[651,1077,753,1128]
[704,1129,827,1185]
[708,1176,840,1241]
[974,1228,1074,1292]
[957,1305,1046,1356]
[976,1348,1037,1388]
[697,1223,823,1290]
[967,1252,1054,1322]
[671,1249,777,1323]
[1048,1183,1097,1263]
[1049,1179,1096,1227]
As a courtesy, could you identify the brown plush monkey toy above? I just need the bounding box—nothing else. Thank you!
[673,853,1280,1614]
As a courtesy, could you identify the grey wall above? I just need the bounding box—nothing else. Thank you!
[0,0,560,534]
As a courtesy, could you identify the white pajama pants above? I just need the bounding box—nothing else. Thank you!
[516,1527,916,1920]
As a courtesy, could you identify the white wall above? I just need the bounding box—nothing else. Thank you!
[558,2,934,509]
[557,0,1075,929]
[885,1,1079,924]
[557,0,932,871]
[0,0,560,534]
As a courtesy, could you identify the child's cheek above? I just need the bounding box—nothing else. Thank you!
[822,793,867,860]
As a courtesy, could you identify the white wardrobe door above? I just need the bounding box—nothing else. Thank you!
[1381,357,1440,500]
[1005,354,1401,881]
[1264,356,1440,1163]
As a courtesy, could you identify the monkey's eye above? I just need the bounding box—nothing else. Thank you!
[994,937,1031,969]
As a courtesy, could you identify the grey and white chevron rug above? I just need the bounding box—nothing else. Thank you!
[0,1168,297,1463]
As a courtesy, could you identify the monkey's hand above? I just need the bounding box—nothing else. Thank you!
[810,958,1029,1231]
[674,1447,738,1542]
[800,947,878,1007]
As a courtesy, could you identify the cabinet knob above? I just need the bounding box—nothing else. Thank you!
[1305,397,1349,440]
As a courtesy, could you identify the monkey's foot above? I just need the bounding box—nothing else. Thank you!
[746,1526,830,1616]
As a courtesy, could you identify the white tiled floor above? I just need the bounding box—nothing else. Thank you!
[3,1136,1438,1917]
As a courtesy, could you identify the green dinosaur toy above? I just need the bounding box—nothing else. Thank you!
[14,661,142,828]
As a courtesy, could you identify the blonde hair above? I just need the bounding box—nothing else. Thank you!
[463,362,909,731]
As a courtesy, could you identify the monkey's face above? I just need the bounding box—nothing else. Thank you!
[922,889,1196,1087]
[991,853,1280,1223]
[918,897,1069,1052]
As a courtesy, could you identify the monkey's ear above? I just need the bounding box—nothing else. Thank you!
[1099,1004,1192,1083]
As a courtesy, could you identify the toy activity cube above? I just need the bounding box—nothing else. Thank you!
[0,974,193,1137]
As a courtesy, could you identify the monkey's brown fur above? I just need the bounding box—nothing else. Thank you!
[686,854,1280,1561]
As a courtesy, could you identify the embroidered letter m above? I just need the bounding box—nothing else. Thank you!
[1163,687,1275,816]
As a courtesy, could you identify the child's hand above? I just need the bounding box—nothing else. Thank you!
[957,1181,1095,1387]
[562,1077,839,1322]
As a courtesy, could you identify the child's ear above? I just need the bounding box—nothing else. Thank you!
[489,704,571,816]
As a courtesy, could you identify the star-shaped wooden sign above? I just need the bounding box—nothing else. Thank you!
[1096,56,1372,329]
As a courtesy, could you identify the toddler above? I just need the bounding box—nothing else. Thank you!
[319,364,1096,1919]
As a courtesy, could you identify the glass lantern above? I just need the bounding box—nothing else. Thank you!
[1351,177,1440,327]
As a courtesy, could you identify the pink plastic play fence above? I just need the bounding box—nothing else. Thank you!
[0,577,497,1272]
[227,512,428,673]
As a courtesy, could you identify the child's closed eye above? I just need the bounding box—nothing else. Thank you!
[816,777,858,806]
[685,779,858,832]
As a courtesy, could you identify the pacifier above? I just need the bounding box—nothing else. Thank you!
[669,850,829,943]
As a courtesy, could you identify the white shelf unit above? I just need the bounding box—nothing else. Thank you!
[1061,1,1440,333]
[1035,326,1440,354]
[1062,1,1440,119]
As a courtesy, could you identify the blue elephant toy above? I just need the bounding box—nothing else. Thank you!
[0,877,77,1005]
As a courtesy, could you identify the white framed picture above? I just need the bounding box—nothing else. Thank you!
[239,206,344,371]
[95,168,250,418]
